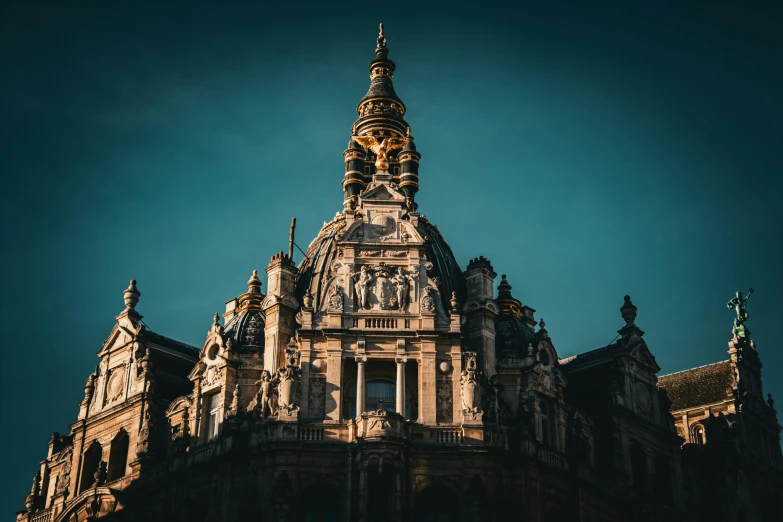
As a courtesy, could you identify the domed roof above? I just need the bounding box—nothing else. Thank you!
[223,270,265,352]
[359,75,404,107]
[223,309,265,351]
[494,275,538,358]
[295,216,466,313]
[495,314,537,358]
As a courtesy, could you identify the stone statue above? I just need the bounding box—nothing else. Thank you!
[255,371,276,419]
[460,352,483,420]
[276,349,301,416]
[727,288,754,327]
[354,266,373,310]
[391,267,412,311]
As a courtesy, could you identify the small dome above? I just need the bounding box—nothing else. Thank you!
[402,139,417,153]
[495,314,537,358]
[347,137,363,151]
[223,309,265,352]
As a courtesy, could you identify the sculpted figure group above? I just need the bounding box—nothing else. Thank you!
[351,265,417,311]
[250,346,301,419]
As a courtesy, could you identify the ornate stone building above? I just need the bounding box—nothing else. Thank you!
[16,26,782,522]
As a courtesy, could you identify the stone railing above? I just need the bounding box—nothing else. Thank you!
[410,425,464,445]
[189,442,217,465]
[436,429,464,444]
[30,508,53,522]
[537,446,568,470]
[140,463,167,484]
[251,422,350,445]
[298,426,324,441]
[364,318,398,329]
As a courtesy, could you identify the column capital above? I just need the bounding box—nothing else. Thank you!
[395,357,408,365]
[355,355,367,364]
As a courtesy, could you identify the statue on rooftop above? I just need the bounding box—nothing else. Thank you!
[727,288,754,327]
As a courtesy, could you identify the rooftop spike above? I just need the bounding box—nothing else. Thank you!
[247,270,262,295]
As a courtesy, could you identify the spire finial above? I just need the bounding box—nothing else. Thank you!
[123,279,140,310]
[621,295,637,325]
[247,269,262,295]
[213,312,220,326]
[377,23,387,50]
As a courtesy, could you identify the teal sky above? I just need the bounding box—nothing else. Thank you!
[2,1,781,514]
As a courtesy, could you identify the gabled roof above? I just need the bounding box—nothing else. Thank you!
[657,360,735,411]
[559,345,615,373]
[144,330,199,358]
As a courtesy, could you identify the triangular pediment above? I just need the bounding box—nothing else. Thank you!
[629,340,660,372]
[361,183,406,202]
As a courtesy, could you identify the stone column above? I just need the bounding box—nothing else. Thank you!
[325,343,343,422]
[395,358,406,415]
[356,356,366,417]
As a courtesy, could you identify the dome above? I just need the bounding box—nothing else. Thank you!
[358,75,404,107]
[495,314,537,359]
[295,217,466,313]
[494,275,538,358]
[223,309,265,351]
[402,139,417,152]
[223,270,265,352]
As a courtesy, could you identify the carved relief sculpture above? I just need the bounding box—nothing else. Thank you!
[437,380,453,423]
[328,285,343,312]
[421,286,436,313]
[308,377,326,421]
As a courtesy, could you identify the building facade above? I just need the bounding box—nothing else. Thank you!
[16,26,782,522]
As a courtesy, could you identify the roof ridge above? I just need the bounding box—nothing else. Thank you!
[658,359,731,379]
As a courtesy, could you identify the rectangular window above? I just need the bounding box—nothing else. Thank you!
[205,393,221,441]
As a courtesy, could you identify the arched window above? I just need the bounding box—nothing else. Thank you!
[204,393,221,441]
[349,379,412,420]
[79,441,102,493]
[692,424,705,445]
[539,400,552,446]
[106,429,129,483]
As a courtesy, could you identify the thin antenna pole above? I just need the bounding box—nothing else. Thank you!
[288,218,296,261]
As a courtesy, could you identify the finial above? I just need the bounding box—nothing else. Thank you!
[213,312,220,326]
[450,291,459,312]
[123,279,140,310]
[621,295,637,325]
[377,23,387,50]
[538,319,550,340]
[247,269,262,295]
[406,126,411,138]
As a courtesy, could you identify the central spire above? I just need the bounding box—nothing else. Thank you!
[354,23,408,138]
[343,25,421,209]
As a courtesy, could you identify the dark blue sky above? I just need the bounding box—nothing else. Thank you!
[2,0,781,514]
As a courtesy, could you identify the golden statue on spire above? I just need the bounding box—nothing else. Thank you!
[353,134,409,170]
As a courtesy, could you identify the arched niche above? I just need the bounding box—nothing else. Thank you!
[106,429,129,483]
[79,441,102,494]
